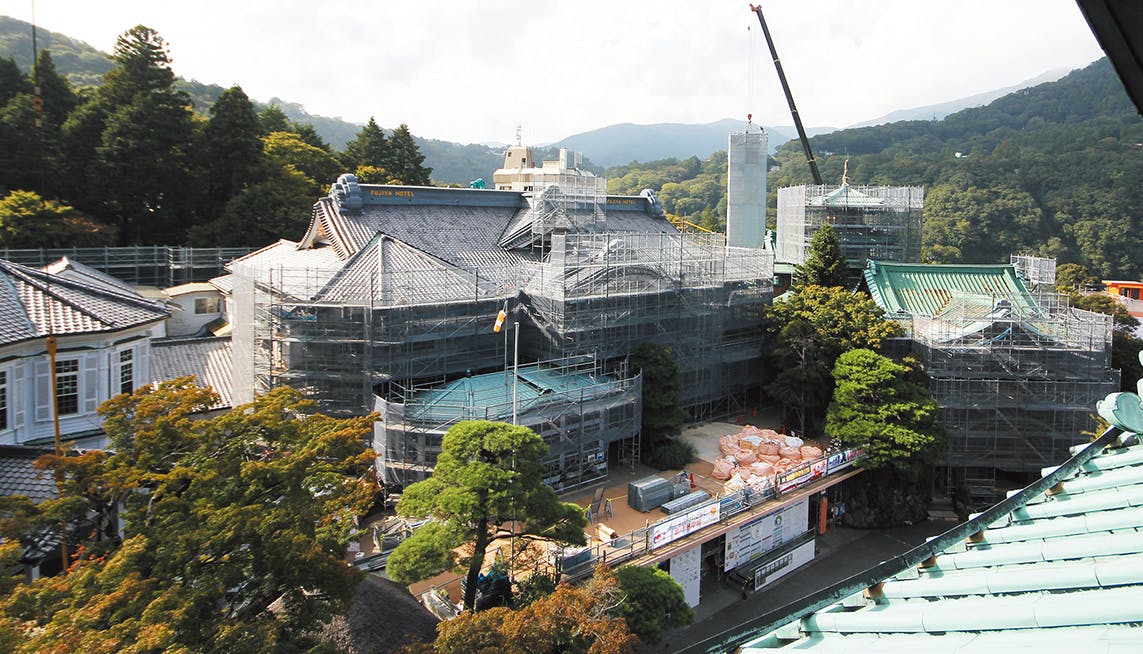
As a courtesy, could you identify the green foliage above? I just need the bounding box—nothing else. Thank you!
[629,342,686,460]
[393,420,586,611]
[794,223,849,288]
[342,116,390,171]
[388,123,433,185]
[386,521,460,585]
[263,130,344,191]
[510,569,558,610]
[607,154,728,228]
[196,85,266,217]
[0,382,378,653]
[614,565,694,644]
[648,438,696,471]
[763,286,903,436]
[825,349,944,471]
[0,16,113,88]
[0,190,114,247]
[188,164,315,247]
[33,50,78,128]
[1055,263,1098,294]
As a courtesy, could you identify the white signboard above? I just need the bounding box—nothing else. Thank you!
[723,497,809,571]
[670,545,702,608]
[650,499,721,550]
[753,539,815,591]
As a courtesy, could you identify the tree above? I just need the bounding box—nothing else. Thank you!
[83,26,195,244]
[613,565,694,644]
[196,85,265,219]
[629,342,687,465]
[762,285,903,436]
[32,50,78,128]
[425,565,640,654]
[389,420,586,611]
[263,130,343,191]
[793,223,849,289]
[824,349,944,526]
[342,116,391,172]
[257,104,292,136]
[0,58,31,106]
[388,123,433,185]
[1055,262,1098,295]
[0,190,115,247]
[187,164,316,247]
[0,382,377,653]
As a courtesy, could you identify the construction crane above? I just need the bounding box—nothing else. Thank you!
[749,4,823,185]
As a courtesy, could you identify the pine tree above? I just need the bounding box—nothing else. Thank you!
[387,123,432,185]
[794,223,850,288]
[341,117,390,172]
[257,104,291,136]
[0,58,32,106]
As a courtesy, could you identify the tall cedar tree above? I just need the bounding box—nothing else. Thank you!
[388,122,433,185]
[629,342,686,461]
[0,381,377,653]
[32,50,78,128]
[342,116,391,174]
[196,85,265,219]
[91,26,195,244]
[794,223,849,289]
[388,420,587,611]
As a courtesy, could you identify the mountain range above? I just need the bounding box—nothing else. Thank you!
[0,16,1080,183]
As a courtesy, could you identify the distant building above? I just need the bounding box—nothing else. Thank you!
[0,259,168,449]
[161,281,227,337]
[1103,279,1143,324]
[777,183,924,276]
[228,147,774,489]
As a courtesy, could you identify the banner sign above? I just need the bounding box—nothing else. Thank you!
[753,539,815,591]
[650,499,721,550]
[723,497,809,571]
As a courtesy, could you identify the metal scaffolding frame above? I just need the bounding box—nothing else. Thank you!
[231,230,773,482]
[908,291,1119,501]
[0,245,250,286]
[776,184,923,269]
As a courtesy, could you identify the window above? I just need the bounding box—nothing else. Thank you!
[119,349,134,395]
[55,359,79,415]
[194,297,221,314]
[0,370,7,430]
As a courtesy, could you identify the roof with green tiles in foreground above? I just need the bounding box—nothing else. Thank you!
[723,427,1143,653]
[864,260,1040,318]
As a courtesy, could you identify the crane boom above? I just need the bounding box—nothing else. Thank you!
[749,4,823,185]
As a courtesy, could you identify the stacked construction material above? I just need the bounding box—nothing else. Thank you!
[661,489,711,514]
[711,425,824,495]
[628,475,673,512]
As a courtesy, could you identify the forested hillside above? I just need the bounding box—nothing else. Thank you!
[605,58,1143,280]
[0,17,504,183]
[0,26,434,248]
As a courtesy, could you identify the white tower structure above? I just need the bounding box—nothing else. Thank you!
[726,124,768,249]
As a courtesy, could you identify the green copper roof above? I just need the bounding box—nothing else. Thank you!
[808,184,887,208]
[864,260,1039,317]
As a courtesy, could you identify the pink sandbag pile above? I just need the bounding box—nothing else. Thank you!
[711,425,826,492]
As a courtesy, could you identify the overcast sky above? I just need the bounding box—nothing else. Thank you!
[6,0,1107,145]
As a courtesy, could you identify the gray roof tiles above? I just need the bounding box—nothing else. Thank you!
[0,446,57,503]
[151,337,234,409]
[0,259,168,346]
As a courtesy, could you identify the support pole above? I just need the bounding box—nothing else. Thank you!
[46,335,69,572]
[512,322,520,425]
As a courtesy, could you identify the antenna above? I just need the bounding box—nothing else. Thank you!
[515,124,522,146]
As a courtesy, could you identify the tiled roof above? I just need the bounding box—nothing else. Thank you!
[864,260,1041,318]
[721,421,1143,651]
[0,445,57,503]
[150,337,233,409]
[0,259,168,346]
[208,274,233,294]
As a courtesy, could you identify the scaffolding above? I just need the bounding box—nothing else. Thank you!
[1010,254,1057,290]
[910,291,1119,502]
[0,245,250,286]
[375,355,641,491]
[231,229,773,482]
[776,184,923,269]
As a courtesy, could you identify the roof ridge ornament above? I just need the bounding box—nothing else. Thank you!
[330,173,364,213]
[1098,351,1143,432]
